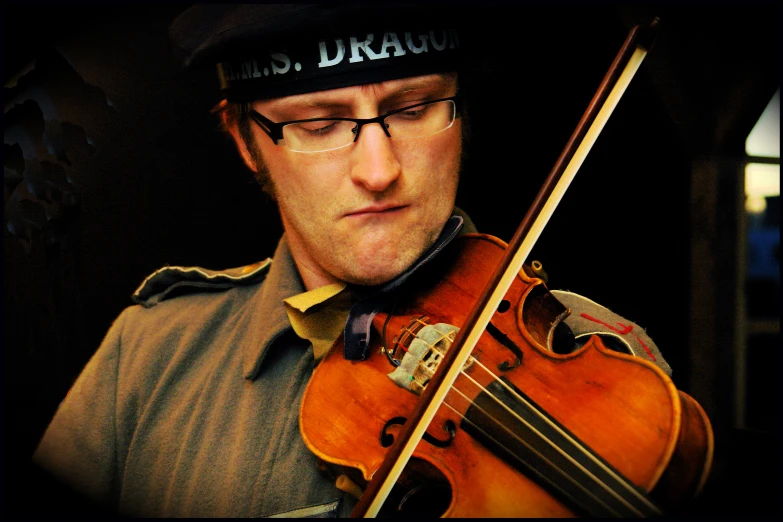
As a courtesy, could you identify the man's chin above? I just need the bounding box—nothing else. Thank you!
[339,254,413,287]
[342,267,405,287]
[333,225,442,287]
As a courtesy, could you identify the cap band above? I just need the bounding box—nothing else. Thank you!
[217,25,461,101]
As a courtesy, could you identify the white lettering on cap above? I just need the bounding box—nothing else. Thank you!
[230,28,457,78]
[405,32,429,54]
[240,60,262,79]
[270,53,291,75]
[318,39,346,68]
[449,28,459,49]
[379,32,406,58]
[349,34,385,63]
[429,30,448,51]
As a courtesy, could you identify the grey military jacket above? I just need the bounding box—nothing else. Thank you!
[34,237,356,517]
[34,231,669,518]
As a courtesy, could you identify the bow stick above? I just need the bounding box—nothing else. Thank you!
[351,18,661,518]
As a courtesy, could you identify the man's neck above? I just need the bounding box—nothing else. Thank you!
[288,243,344,292]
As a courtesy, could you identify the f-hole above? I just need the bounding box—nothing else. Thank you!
[381,417,457,448]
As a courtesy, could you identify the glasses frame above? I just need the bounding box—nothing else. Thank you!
[244,94,461,152]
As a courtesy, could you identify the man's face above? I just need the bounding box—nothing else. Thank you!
[242,73,462,288]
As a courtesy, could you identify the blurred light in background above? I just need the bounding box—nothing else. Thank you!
[746,89,779,158]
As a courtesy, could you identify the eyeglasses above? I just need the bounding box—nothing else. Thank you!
[245,95,461,153]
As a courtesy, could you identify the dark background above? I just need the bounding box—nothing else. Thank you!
[3,3,780,518]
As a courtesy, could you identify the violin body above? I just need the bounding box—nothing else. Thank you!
[299,234,713,517]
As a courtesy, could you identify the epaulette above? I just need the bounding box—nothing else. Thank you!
[132,259,272,308]
[551,290,672,376]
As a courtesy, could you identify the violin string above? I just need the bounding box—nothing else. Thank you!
[420,333,620,504]
[395,319,432,354]
[437,359,634,516]
[439,393,622,517]
[462,355,659,514]
[415,332,657,515]
[446,366,646,517]
[427,329,657,508]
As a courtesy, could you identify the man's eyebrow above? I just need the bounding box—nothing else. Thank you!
[266,98,346,112]
[369,74,453,97]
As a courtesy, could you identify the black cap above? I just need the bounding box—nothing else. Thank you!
[169,3,469,101]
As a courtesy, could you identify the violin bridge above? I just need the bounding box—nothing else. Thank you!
[388,315,430,365]
[386,322,469,395]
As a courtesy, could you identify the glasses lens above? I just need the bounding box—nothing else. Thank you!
[385,100,456,140]
[278,99,456,153]
[282,120,357,153]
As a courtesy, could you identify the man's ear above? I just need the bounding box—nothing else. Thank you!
[221,110,259,173]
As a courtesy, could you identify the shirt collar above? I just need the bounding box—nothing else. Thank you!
[284,283,352,363]
[242,207,478,379]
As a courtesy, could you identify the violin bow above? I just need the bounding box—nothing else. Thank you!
[351,18,661,518]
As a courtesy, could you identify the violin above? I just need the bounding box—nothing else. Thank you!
[299,19,714,517]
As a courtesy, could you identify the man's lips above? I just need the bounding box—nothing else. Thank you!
[344,203,408,217]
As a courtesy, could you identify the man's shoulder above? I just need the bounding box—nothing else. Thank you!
[131,259,273,308]
[110,258,276,379]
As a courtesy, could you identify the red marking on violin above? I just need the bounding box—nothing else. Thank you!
[633,333,657,361]
[579,313,658,362]
[579,313,633,335]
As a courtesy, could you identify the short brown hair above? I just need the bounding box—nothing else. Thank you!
[213,100,276,199]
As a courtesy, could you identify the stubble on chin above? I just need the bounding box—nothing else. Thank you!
[347,214,447,286]
[247,119,465,287]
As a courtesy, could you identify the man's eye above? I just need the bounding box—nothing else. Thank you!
[299,121,339,135]
[398,105,429,120]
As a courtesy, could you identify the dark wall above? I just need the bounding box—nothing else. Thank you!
[3,3,780,518]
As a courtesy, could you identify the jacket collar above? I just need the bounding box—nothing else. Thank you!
[242,235,304,380]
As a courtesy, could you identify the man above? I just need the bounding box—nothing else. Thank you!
[32,4,671,518]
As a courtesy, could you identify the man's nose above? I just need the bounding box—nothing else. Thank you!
[349,122,402,192]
